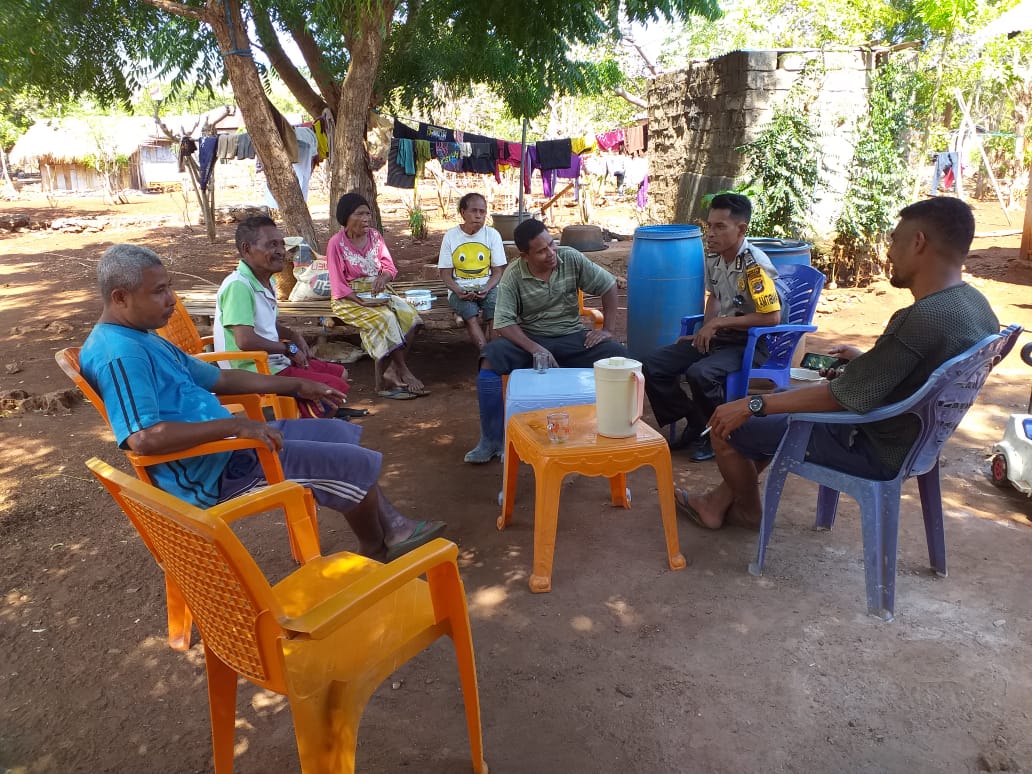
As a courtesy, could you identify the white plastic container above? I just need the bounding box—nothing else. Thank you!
[594,356,644,438]
[404,289,433,311]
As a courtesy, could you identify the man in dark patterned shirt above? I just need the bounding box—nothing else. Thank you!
[677,197,999,530]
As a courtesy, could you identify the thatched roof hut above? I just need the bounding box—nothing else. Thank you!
[11,116,180,192]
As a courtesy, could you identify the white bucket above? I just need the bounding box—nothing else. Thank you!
[404,289,433,311]
[593,356,644,438]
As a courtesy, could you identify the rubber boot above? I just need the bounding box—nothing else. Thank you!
[464,369,504,463]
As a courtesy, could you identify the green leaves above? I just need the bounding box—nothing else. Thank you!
[736,80,822,240]
[832,58,919,284]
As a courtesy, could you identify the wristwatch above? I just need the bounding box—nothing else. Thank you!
[285,342,300,356]
[747,395,766,417]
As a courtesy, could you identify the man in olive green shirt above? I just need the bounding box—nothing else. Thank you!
[464,218,628,463]
[679,197,999,530]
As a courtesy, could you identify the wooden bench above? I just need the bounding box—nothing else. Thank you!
[179,279,459,331]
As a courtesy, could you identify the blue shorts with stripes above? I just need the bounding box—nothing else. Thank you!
[218,419,381,513]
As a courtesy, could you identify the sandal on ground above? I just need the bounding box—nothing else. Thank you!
[675,488,718,529]
[377,387,417,400]
[385,520,447,561]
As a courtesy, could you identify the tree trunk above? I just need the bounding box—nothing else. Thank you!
[329,5,393,232]
[0,146,17,199]
[204,0,319,249]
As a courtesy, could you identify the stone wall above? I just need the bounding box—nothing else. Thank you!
[647,49,873,238]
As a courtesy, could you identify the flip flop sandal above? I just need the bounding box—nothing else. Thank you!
[405,386,431,397]
[377,388,417,400]
[385,520,447,561]
[674,488,716,529]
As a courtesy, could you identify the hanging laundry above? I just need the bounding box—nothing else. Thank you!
[623,124,646,156]
[436,142,463,172]
[386,138,416,189]
[264,126,319,209]
[320,109,335,163]
[294,126,318,195]
[571,135,596,154]
[637,175,649,209]
[535,138,573,170]
[216,134,230,160]
[624,156,648,189]
[397,139,416,175]
[582,154,607,179]
[414,139,432,175]
[178,136,197,172]
[224,134,238,161]
[595,129,624,152]
[236,133,255,160]
[264,97,299,162]
[464,142,496,175]
[311,118,328,158]
[505,142,523,165]
[198,136,218,191]
[555,153,582,202]
[394,118,419,140]
[523,145,540,194]
[419,122,454,142]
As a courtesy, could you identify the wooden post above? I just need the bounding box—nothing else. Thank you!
[954,89,1011,225]
[1022,166,1032,261]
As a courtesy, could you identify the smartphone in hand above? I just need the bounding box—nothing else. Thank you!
[800,352,849,371]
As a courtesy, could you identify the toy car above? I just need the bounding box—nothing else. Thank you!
[989,342,1032,497]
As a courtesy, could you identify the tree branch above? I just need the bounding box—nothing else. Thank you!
[614,87,647,108]
[288,24,341,115]
[620,33,659,77]
[252,10,326,117]
[138,0,206,22]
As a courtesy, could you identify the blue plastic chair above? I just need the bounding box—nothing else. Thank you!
[680,263,826,401]
[748,324,1023,621]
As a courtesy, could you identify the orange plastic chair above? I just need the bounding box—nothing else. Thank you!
[578,290,604,330]
[157,292,299,419]
[56,347,318,650]
[498,403,686,592]
[88,458,488,774]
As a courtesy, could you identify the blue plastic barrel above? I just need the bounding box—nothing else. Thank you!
[749,238,812,269]
[626,225,705,359]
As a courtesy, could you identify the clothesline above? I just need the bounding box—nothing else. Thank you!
[386,116,649,199]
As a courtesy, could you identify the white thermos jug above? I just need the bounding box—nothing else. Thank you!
[593,356,645,438]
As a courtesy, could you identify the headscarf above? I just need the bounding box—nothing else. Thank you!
[336,192,369,228]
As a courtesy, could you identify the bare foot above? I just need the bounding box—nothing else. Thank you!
[686,491,728,529]
[725,503,762,531]
[399,371,426,394]
[675,487,727,529]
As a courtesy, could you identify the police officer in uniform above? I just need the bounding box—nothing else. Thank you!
[642,193,782,461]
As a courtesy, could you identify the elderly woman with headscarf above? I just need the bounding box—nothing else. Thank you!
[326,192,428,399]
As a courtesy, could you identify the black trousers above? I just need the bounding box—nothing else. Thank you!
[643,339,757,430]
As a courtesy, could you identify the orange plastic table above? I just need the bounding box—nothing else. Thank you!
[498,404,687,592]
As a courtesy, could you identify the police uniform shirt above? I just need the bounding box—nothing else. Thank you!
[707,239,781,318]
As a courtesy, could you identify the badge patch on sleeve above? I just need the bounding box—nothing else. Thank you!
[744,263,781,313]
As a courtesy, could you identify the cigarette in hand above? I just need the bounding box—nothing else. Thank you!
[699,426,711,437]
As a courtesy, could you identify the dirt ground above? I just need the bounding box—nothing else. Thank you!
[2,185,1032,774]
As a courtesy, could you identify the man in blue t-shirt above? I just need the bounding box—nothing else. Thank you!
[80,243,445,561]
